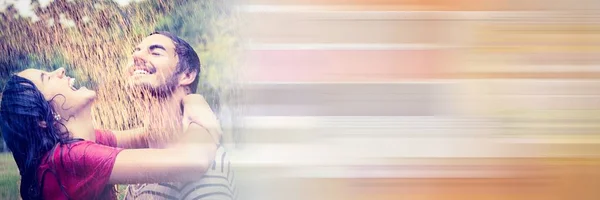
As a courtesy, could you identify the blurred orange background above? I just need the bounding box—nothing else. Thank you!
[236,0,600,199]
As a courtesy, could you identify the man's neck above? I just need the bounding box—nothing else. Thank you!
[143,88,187,147]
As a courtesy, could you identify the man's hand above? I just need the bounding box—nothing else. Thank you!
[182,94,222,145]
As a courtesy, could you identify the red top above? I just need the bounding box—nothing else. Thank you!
[37,130,123,200]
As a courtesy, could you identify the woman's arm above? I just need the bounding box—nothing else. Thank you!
[182,94,222,145]
[110,94,221,149]
[112,128,149,149]
[108,123,216,184]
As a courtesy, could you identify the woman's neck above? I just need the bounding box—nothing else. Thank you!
[62,106,95,141]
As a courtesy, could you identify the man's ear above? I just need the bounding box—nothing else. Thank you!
[178,69,198,87]
[38,121,48,128]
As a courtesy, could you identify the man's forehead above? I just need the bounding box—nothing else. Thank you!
[137,34,176,49]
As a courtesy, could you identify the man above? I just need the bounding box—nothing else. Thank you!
[122,31,236,200]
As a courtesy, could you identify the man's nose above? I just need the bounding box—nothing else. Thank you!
[133,56,146,67]
[132,51,148,66]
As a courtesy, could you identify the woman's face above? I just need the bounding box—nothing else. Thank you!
[18,68,96,119]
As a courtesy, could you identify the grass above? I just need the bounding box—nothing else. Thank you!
[0,153,128,200]
[0,153,19,200]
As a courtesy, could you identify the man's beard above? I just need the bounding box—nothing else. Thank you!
[134,73,179,100]
[127,73,184,144]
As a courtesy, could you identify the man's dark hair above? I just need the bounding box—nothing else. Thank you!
[150,31,201,94]
[148,31,220,113]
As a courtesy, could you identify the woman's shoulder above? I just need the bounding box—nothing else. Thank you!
[94,129,117,147]
[39,140,91,171]
[47,139,119,162]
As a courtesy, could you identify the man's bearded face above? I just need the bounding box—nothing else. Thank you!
[127,34,181,97]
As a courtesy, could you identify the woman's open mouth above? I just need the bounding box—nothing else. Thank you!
[69,78,78,91]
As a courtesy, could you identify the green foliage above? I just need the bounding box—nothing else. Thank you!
[150,0,241,116]
[153,0,240,91]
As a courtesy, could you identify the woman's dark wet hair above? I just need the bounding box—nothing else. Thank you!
[0,75,77,199]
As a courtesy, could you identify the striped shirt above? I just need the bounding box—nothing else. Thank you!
[123,145,237,200]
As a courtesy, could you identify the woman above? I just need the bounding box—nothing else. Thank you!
[0,67,217,200]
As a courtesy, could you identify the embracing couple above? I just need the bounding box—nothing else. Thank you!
[0,32,236,200]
